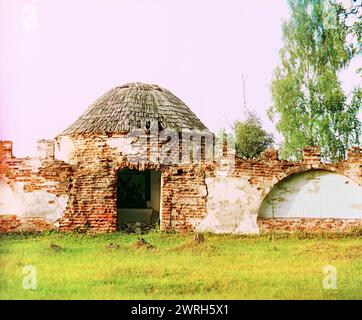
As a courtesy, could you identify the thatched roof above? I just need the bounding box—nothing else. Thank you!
[58,82,208,137]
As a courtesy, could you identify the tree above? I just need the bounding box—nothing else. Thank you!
[346,1,362,75]
[270,0,362,161]
[234,111,274,159]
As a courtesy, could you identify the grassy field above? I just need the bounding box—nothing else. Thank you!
[0,231,361,300]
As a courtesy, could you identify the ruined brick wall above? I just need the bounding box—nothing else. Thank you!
[56,133,210,233]
[161,165,209,232]
[196,146,362,234]
[56,135,119,232]
[1,136,361,234]
[59,135,361,234]
[0,140,73,233]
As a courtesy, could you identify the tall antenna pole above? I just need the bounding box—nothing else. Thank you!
[241,73,248,116]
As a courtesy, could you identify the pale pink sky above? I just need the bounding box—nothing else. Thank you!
[0,0,361,157]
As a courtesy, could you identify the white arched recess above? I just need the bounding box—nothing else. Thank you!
[259,170,362,219]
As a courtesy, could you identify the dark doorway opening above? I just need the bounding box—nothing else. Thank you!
[116,168,161,229]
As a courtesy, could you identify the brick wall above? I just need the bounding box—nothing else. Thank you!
[1,136,361,234]
[258,218,362,233]
[0,140,73,232]
[195,146,362,234]
[56,133,211,232]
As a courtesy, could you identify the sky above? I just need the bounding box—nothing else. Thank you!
[0,0,361,157]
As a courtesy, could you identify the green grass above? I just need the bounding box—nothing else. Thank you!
[0,231,361,300]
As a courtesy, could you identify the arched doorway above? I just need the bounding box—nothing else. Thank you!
[116,168,161,228]
[259,170,362,219]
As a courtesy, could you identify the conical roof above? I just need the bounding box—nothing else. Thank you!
[58,82,208,137]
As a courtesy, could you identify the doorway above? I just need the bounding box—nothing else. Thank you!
[116,168,161,228]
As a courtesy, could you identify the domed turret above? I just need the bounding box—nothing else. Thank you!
[58,82,207,137]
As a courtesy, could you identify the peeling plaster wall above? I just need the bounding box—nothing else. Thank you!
[0,181,68,222]
[259,170,362,219]
[0,182,22,214]
[0,141,73,232]
[1,138,362,234]
[196,171,260,234]
[55,136,75,163]
[107,136,137,156]
[195,147,362,234]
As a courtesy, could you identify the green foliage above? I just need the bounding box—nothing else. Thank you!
[270,0,362,161]
[234,111,274,159]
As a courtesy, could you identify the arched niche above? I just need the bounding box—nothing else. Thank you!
[259,170,362,219]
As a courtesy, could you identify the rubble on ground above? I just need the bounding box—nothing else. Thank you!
[119,222,158,234]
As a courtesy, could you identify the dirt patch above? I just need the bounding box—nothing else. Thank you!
[49,243,63,252]
[106,242,120,250]
[297,242,362,260]
[134,238,156,250]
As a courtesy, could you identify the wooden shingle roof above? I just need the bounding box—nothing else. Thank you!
[58,82,208,137]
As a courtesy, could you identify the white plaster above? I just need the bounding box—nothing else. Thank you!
[41,181,57,187]
[56,136,75,163]
[0,182,23,214]
[0,181,68,223]
[198,185,208,197]
[196,176,260,234]
[16,158,43,172]
[107,136,138,155]
[235,215,260,234]
[260,171,362,219]
[215,170,228,177]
